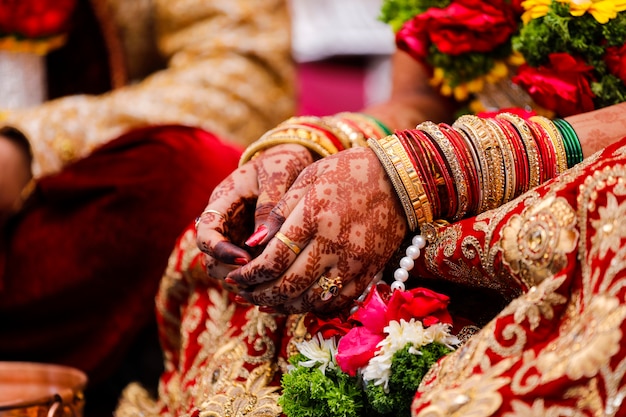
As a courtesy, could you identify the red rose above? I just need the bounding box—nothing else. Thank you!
[605,43,626,84]
[385,287,452,325]
[512,52,596,117]
[0,0,77,39]
[396,15,431,64]
[305,313,352,339]
[397,0,518,59]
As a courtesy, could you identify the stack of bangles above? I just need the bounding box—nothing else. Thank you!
[238,112,392,165]
[368,113,583,232]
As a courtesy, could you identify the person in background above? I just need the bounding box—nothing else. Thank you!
[116,1,626,416]
[0,0,293,415]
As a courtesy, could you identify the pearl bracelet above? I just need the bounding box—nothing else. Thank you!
[392,234,426,291]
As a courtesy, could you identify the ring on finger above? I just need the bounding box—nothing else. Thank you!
[318,274,343,301]
[195,209,228,230]
[274,231,302,255]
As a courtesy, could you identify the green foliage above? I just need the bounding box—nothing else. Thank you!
[365,343,452,416]
[429,43,512,87]
[379,0,450,32]
[279,362,366,417]
[512,1,626,109]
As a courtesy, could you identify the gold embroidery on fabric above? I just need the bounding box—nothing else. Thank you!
[415,359,512,417]
[501,196,578,287]
[198,363,282,417]
[509,276,567,331]
[115,383,162,417]
[415,150,626,417]
[503,398,587,416]
[536,294,626,381]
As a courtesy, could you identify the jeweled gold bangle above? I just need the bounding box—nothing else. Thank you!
[531,116,568,174]
[454,115,504,212]
[368,137,419,230]
[338,112,391,141]
[418,121,469,221]
[484,118,516,204]
[497,113,541,190]
[287,116,350,150]
[239,133,335,166]
[323,115,367,148]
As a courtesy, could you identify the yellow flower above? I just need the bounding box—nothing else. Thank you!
[563,0,626,23]
[521,0,552,23]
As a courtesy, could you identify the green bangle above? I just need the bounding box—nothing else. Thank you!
[360,113,392,136]
[553,118,583,168]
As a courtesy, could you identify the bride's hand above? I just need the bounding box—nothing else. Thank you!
[226,146,407,314]
[195,143,314,280]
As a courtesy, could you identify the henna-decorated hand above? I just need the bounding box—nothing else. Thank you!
[226,146,408,315]
[195,143,314,281]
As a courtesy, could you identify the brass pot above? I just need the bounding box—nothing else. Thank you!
[0,362,87,417]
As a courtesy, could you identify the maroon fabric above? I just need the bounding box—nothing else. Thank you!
[0,125,241,387]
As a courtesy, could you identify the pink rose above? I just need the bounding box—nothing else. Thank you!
[397,0,518,60]
[336,285,453,376]
[336,326,385,376]
[605,43,626,84]
[512,52,596,116]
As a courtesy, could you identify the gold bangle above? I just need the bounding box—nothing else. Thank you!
[484,119,516,204]
[368,137,419,231]
[530,116,568,175]
[454,115,504,212]
[496,113,541,191]
[238,134,333,166]
[383,136,432,226]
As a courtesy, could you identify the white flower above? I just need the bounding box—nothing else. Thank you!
[294,333,338,374]
[425,322,461,349]
[362,319,459,391]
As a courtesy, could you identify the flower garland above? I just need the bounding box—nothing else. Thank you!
[0,0,77,54]
[381,0,626,116]
[279,284,460,417]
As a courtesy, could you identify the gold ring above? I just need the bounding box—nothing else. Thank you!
[195,209,228,230]
[318,274,343,301]
[274,231,302,255]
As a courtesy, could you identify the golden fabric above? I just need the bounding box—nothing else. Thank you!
[0,0,295,179]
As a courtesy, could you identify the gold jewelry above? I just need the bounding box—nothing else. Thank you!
[195,209,228,230]
[530,116,568,175]
[417,121,469,221]
[318,274,343,301]
[274,231,302,255]
[497,113,540,191]
[368,137,419,231]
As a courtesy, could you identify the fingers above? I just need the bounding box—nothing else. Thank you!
[253,144,313,229]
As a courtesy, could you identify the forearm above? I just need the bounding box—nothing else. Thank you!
[361,51,458,131]
[565,101,626,158]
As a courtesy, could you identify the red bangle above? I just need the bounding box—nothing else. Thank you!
[399,129,442,219]
[439,123,480,215]
[417,123,459,220]
[492,118,528,196]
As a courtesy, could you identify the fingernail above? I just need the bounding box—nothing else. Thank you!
[245,225,268,247]
[225,277,238,285]
[258,306,277,314]
[234,295,249,304]
[234,257,248,265]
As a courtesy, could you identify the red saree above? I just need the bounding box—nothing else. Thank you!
[125,134,626,417]
[0,125,241,407]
